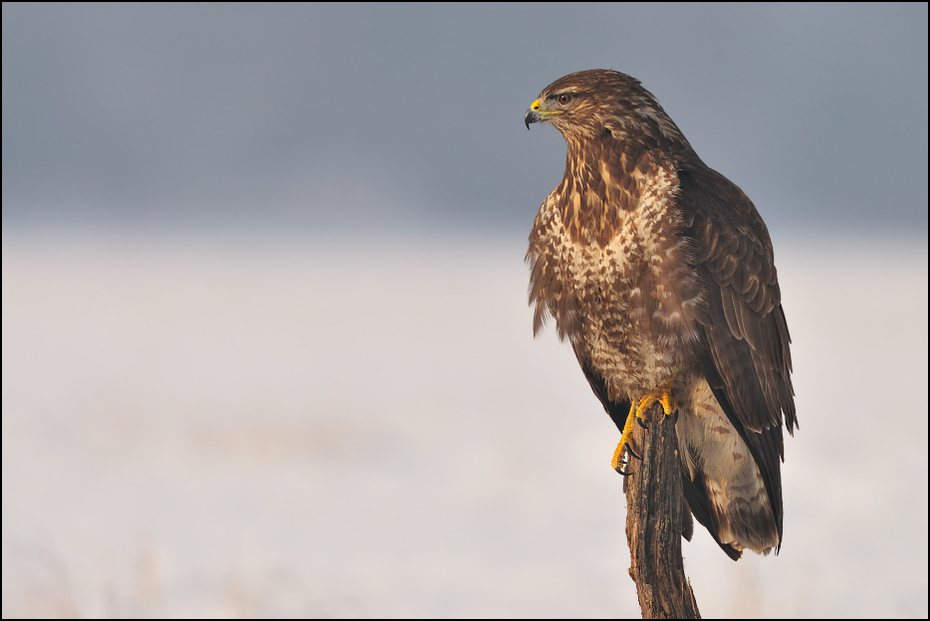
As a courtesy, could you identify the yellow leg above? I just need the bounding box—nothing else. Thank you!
[611,374,678,473]
[611,401,639,471]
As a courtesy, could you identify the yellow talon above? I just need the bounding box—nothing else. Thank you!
[611,400,639,471]
[611,374,679,472]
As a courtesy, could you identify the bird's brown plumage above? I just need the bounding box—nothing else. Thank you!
[525,69,796,559]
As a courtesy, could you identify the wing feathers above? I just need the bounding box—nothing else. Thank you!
[679,166,795,436]
[677,163,797,546]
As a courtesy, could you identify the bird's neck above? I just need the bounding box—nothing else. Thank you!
[557,137,655,246]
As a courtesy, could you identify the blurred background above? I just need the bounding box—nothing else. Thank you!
[2,3,927,617]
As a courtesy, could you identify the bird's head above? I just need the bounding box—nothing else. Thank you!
[525,69,687,148]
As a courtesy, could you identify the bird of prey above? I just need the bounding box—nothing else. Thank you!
[524,69,796,560]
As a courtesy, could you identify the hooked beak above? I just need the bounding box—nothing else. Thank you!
[524,98,543,130]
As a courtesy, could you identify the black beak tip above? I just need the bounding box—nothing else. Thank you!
[524,109,539,130]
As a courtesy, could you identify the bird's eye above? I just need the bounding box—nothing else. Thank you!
[558,94,572,105]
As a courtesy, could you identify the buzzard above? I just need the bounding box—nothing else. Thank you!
[524,69,796,560]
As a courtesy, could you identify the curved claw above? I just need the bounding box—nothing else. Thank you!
[625,443,642,461]
[611,377,678,475]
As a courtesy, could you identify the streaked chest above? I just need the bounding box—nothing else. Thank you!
[528,167,695,397]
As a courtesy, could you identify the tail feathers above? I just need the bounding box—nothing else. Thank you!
[675,383,781,559]
[681,468,743,560]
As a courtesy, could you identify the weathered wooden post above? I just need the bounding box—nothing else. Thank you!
[623,407,700,619]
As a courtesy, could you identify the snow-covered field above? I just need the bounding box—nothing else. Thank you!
[2,231,927,618]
